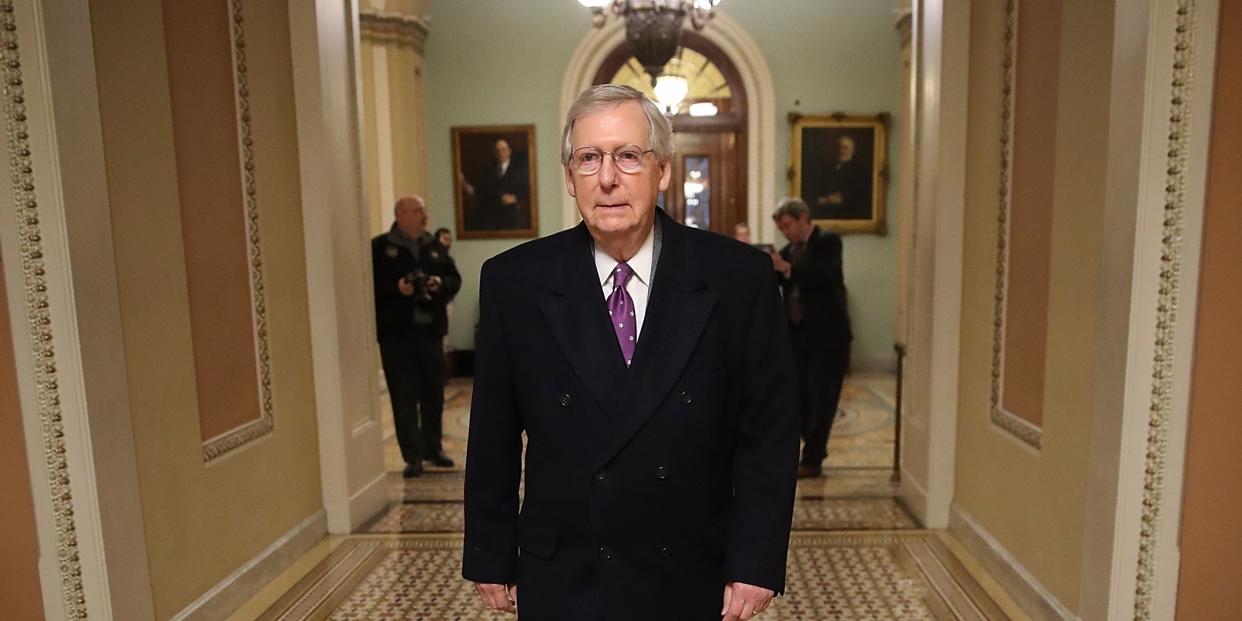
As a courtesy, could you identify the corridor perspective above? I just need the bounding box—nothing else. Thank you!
[2,1,1240,620]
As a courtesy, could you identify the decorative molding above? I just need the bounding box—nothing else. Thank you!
[1134,0,1196,617]
[950,505,1076,621]
[895,8,913,48]
[204,0,275,462]
[170,510,327,621]
[359,9,429,52]
[988,0,1042,449]
[0,1,89,617]
[560,12,778,242]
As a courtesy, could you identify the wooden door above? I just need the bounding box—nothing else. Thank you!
[664,131,746,236]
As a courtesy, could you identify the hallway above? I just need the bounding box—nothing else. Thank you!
[232,377,1026,620]
[5,1,1239,619]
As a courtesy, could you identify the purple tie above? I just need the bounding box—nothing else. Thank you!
[608,262,637,366]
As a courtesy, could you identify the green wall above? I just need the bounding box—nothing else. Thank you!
[425,0,902,370]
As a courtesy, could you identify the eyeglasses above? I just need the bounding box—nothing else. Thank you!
[570,145,654,175]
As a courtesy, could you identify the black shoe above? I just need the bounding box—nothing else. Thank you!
[424,452,455,468]
[402,462,423,478]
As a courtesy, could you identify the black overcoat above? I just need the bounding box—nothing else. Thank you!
[463,210,800,620]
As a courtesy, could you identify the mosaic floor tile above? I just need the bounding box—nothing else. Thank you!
[382,374,900,473]
[362,496,917,535]
[259,532,1008,621]
[791,497,918,531]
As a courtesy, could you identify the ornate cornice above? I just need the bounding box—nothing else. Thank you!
[203,0,274,462]
[359,8,430,52]
[0,0,88,617]
[1134,1,1196,617]
[989,0,1042,449]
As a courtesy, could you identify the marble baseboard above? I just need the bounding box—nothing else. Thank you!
[949,505,1077,621]
[172,509,328,621]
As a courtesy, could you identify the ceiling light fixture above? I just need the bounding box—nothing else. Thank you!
[653,75,689,113]
[578,0,723,86]
[687,102,719,117]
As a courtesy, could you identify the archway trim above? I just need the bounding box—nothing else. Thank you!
[558,12,778,242]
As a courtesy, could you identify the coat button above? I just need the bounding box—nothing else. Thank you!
[655,466,669,480]
[680,391,693,405]
[658,545,671,558]
[559,393,572,407]
[598,546,613,561]
[594,471,607,481]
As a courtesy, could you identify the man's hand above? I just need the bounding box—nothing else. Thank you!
[473,582,517,614]
[722,582,774,620]
[500,192,518,205]
[770,251,791,277]
[426,275,443,294]
[398,276,415,296]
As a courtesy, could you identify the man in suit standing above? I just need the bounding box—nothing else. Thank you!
[770,197,853,478]
[464,138,531,231]
[463,85,799,620]
[372,196,462,477]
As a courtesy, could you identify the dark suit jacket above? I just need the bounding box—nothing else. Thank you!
[777,226,852,351]
[463,210,800,620]
[371,229,461,339]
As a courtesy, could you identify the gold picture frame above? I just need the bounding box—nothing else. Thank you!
[788,112,888,235]
[451,124,539,240]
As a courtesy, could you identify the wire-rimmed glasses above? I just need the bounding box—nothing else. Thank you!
[570,145,654,175]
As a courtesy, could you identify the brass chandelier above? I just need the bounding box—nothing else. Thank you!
[578,0,723,86]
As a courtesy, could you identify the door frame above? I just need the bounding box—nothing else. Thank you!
[560,13,777,243]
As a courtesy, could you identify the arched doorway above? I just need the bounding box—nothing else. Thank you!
[592,32,748,237]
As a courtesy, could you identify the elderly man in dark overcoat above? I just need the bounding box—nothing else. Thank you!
[462,85,800,621]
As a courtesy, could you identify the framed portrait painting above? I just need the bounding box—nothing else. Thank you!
[788,113,888,234]
[452,124,539,239]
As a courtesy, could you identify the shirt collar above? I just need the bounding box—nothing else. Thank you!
[594,223,656,288]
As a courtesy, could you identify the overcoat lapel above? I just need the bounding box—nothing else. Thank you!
[537,224,628,419]
[593,212,716,470]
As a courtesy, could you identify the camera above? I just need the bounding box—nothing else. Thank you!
[408,271,434,302]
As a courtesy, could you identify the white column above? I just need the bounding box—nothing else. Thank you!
[897,0,970,528]
[372,44,396,215]
[288,0,388,535]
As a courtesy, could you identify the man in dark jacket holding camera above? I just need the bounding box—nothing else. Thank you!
[373,195,461,477]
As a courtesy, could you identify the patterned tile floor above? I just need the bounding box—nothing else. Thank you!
[383,374,900,476]
[258,532,1008,621]
[362,496,916,534]
[246,374,1021,620]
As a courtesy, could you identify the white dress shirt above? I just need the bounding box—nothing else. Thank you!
[594,225,655,339]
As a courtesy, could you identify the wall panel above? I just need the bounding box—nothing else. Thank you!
[161,0,263,444]
[1175,2,1242,617]
[90,0,321,615]
[953,0,1113,613]
[0,256,45,621]
[999,0,1062,428]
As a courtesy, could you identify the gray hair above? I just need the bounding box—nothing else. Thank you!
[772,197,811,221]
[561,84,674,165]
